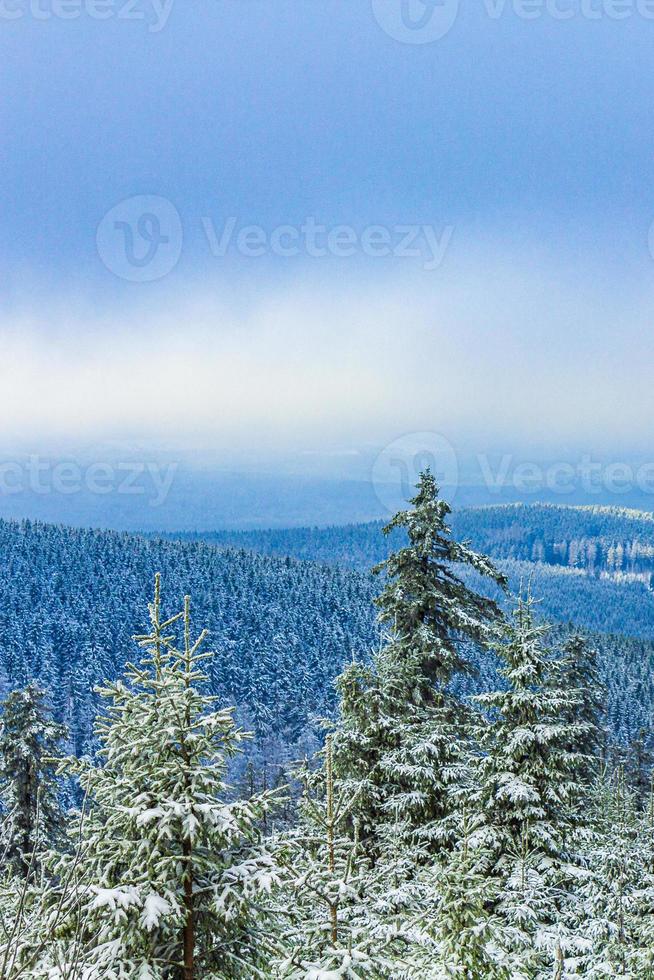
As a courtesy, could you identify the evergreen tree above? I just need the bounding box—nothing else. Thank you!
[275,735,416,979]
[472,595,589,872]
[420,805,509,979]
[331,658,385,853]
[334,470,506,856]
[49,576,279,980]
[492,833,563,979]
[574,768,654,977]
[468,594,591,974]
[557,634,607,779]
[0,683,67,876]
[374,469,507,691]
[624,727,654,807]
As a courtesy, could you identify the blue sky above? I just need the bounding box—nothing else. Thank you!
[1,0,653,464]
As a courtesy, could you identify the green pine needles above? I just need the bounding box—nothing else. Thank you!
[333,470,508,858]
[0,476,650,978]
[46,575,279,980]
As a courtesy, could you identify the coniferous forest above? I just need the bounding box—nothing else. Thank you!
[2,473,654,977]
[6,0,650,969]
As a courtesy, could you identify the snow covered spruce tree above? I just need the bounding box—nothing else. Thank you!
[557,634,606,781]
[0,683,67,876]
[469,595,592,971]
[334,469,507,857]
[419,802,509,979]
[0,687,76,980]
[274,735,418,979]
[472,595,590,869]
[571,767,654,978]
[50,575,280,980]
[624,727,654,807]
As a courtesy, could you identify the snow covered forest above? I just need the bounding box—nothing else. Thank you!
[0,500,652,758]
[176,502,654,580]
[1,472,654,977]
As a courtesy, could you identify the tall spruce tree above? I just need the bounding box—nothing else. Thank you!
[49,576,279,980]
[373,469,506,690]
[334,470,507,857]
[0,683,67,876]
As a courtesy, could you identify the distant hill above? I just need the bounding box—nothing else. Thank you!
[167,503,654,580]
[0,518,377,753]
[454,504,654,581]
[0,509,652,758]
[165,504,654,635]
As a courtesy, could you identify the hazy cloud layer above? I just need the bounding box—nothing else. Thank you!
[2,250,651,458]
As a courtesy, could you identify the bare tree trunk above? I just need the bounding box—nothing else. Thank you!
[182,837,194,980]
[553,943,563,980]
[326,736,338,946]
[181,595,195,980]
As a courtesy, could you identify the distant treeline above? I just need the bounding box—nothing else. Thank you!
[165,504,654,640]
[168,503,654,578]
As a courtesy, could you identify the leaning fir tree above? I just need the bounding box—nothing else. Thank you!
[334,469,507,857]
[49,576,279,980]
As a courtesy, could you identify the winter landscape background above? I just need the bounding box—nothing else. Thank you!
[3,0,654,974]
